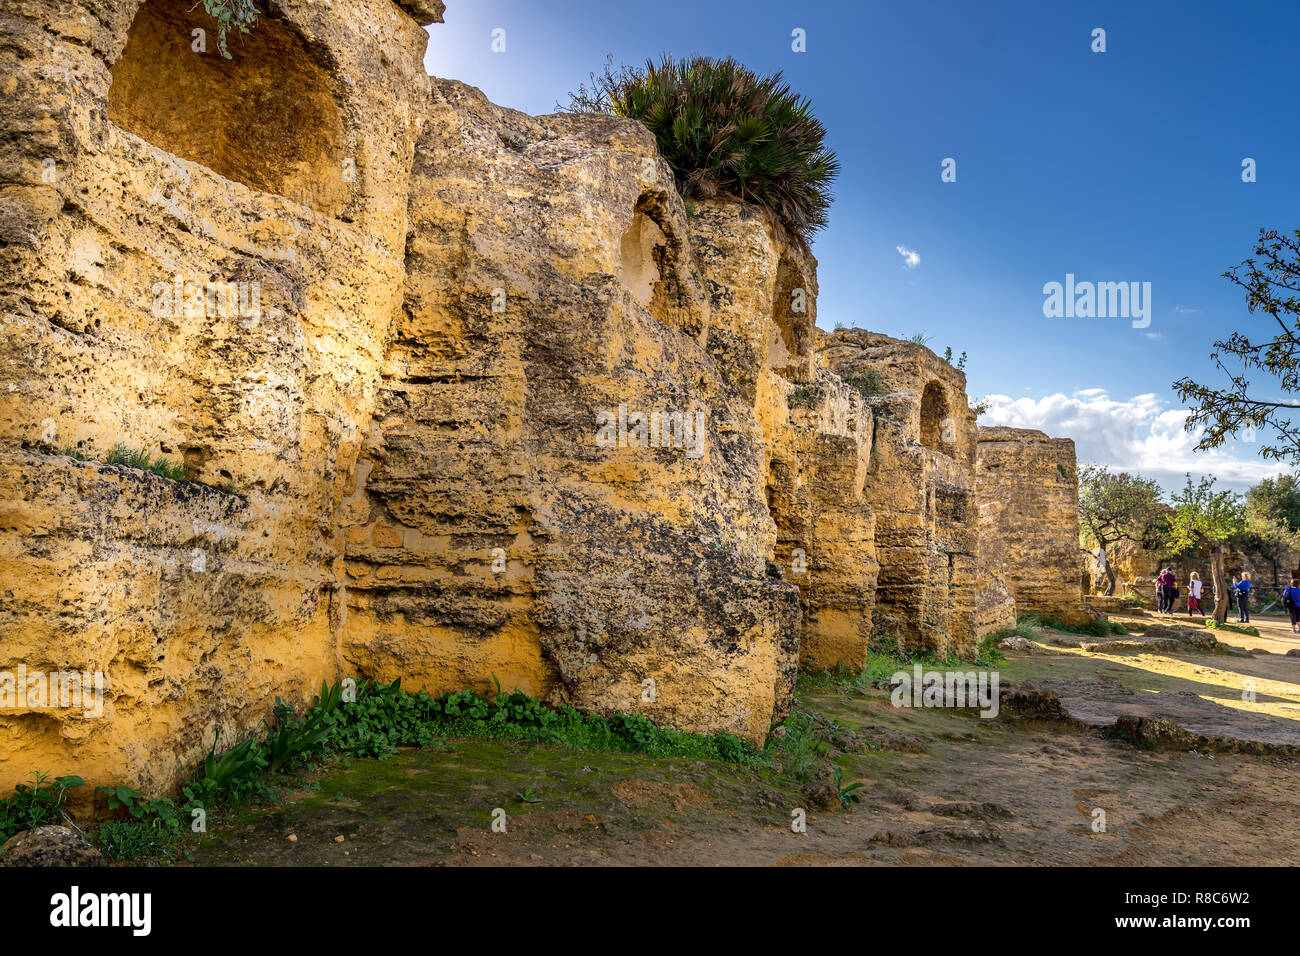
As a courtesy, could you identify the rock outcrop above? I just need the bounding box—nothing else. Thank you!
[0,0,431,795]
[0,825,105,867]
[340,80,801,744]
[689,204,878,672]
[976,427,1094,627]
[0,0,1087,795]
[819,331,982,658]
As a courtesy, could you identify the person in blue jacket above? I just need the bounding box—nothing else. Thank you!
[1234,572,1252,623]
[1283,578,1300,634]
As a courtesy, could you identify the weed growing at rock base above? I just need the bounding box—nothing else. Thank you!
[8,679,766,860]
[0,771,83,842]
[1016,610,1126,638]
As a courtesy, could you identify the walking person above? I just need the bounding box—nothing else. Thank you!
[1186,571,1205,617]
[1283,578,1300,634]
[1235,572,1252,623]
[1157,567,1175,614]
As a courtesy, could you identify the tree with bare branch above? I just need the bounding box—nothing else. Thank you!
[1174,228,1300,461]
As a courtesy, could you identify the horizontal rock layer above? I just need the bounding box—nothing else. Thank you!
[0,0,1083,794]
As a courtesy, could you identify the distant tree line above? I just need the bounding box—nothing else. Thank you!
[1079,468,1300,624]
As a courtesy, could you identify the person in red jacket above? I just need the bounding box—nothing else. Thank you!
[1157,567,1176,614]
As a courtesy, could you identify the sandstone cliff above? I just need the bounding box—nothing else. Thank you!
[818,330,985,658]
[976,427,1094,627]
[0,0,431,794]
[0,0,1087,795]
[340,80,802,744]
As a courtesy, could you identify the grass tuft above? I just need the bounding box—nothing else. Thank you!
[104,442,188,481]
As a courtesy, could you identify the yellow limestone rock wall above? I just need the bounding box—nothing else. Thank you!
[339,81,802,745]
[976,427,1094,627]
[0,0,432,794]
[685,202,878,672]
[819,330,984,658]
[0,0,1052,794]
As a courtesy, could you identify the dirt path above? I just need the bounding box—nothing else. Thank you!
[188,627,1300,866]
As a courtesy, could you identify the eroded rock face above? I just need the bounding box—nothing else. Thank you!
[976,427,1094,627]
[0,0,1068,793]
[687,203,877,671]
[340,81,800,744]
[819,330,981,658]
[0,0,430,794]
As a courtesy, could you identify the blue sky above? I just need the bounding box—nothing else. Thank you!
[423,0,1300,492]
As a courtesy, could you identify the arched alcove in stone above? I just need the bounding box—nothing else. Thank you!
[108,0,349,217]
[920,380,950,453]
[770,254,814,382]
[617,193,706,337]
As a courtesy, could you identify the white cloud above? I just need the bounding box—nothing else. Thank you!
[978,389,1288,492]
[895,245,920,269]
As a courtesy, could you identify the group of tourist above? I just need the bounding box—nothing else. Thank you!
[1154,568,1300,632]
[1154,567,1205,616]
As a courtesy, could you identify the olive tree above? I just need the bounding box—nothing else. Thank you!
[1078,465,1165,596]
[1167,475,1247,624]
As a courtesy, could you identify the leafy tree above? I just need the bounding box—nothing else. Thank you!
[1234,512,1298,591]
[563,55,839,243]
[1174,228,1300,462]
[1166,475,1248,623]
[1245,473,1300,532]
[1078,466,1165,595]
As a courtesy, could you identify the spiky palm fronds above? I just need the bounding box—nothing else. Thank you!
[565,55,839,243]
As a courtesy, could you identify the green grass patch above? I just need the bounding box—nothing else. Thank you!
[11,677,769,862]
[802,631,1005,698]
[1016,610,1126,638]
[94,820,174,861]
[327,679,758,765]
[45,440,242,496]
[1205,620,1260,636]
[104,442,188,481]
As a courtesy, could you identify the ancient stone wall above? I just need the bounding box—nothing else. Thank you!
[976,427,1093,627]
[0,0,432,794]
[818,330,983,658]
[0,0,1076,795]
[685,203,877,671]
[340,81,801,745]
